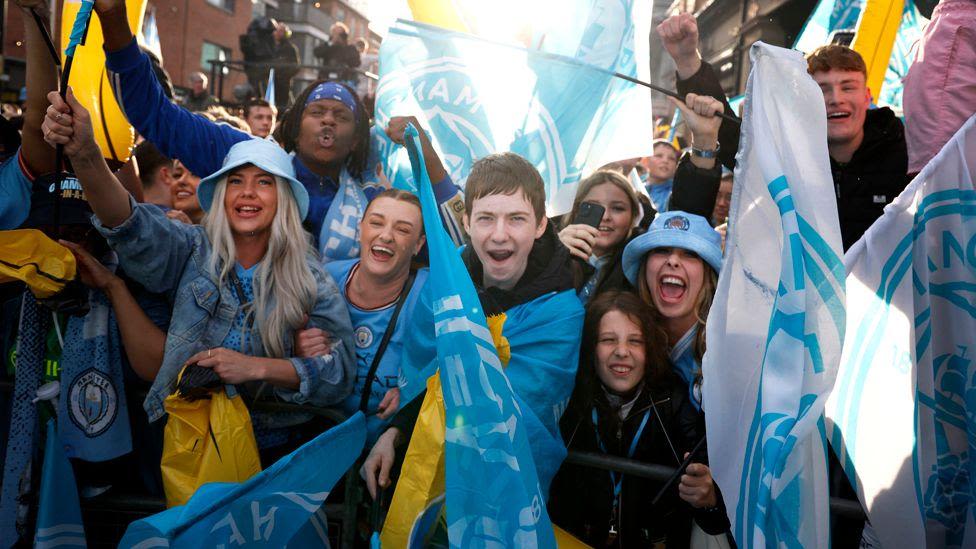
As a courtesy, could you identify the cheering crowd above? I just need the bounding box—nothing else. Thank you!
[1,0,975,546]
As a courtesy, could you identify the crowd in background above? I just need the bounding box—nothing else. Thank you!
[1,0,974,546]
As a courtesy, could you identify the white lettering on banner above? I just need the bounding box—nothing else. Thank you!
[251,502,277,541]
[209,512,245,545]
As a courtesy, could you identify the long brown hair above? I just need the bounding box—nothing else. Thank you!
[572,290,670,416]
[636,257,718,362]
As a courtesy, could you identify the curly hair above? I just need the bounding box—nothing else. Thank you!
[272,80,370,180]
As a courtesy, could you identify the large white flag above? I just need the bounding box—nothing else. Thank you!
[826,115,976,548]
[703,42,846,548]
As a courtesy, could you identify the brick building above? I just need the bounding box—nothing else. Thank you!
[1,0,275,104]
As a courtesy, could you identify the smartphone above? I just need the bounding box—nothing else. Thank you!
[574,202,605,228]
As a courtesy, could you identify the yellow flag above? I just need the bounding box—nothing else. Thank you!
[851,0,903,99]
[60,0,147,164]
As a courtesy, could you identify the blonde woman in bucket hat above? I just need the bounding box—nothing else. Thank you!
[43,89,355,433]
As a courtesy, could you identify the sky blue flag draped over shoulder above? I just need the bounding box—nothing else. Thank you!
[401,124,557,547]
[35,420,87,548]
[702,42,846,548]
[119,412,366,548]
[375,15,652,216]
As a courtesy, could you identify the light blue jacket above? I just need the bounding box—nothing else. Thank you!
[94,200,355,422]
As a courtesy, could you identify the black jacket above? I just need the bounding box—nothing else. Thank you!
[831,107,909,250]
[675,62,910,250]
[549,376,731,548]
[314,42,361,81]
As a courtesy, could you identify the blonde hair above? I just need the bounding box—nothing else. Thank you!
[203,175,317,357]
[636,257,717,361]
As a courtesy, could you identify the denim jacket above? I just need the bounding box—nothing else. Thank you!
[94,200,355,422]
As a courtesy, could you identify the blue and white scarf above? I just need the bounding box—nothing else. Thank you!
[318,167,369,261]
[57,288,132,462]
[0,292,49,544]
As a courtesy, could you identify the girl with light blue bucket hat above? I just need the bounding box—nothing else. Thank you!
[622,210,723,412]
[43,90,355,454]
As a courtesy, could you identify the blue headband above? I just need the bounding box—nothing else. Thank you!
[304,82,357,115]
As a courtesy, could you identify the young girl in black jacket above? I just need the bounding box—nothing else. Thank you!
[549,291,729,547]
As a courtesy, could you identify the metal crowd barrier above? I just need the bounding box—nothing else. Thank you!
[0,380,865,547]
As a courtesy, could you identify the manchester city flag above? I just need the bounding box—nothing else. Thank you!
[702,42,846,548]
[374,16,652,216]
[119,412,366,548]
[381,125,558,547]
[826,115,976,548]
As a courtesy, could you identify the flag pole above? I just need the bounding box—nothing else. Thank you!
[650,435,708,506]
[29,9,62,66]
[54,0,96,232]
[611,70,740,125]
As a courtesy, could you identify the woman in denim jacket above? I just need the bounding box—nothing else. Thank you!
[42,89,355,430]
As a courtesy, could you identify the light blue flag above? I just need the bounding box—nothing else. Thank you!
[265,68,276,104]
[35,419,87,548]
[140,5,163,62]
[794,0,862,52]
[826,115,976,548]
[119,412,366,548]
[702,42,846,548]
[402,124,557,547]
[375,16,652,216]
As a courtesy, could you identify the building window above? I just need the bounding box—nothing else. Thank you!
[335,7,345,20]
[206,0,234,13]
[201,42,232,76]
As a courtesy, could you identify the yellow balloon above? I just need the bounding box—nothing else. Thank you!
[851,0,903,100]
[60,0,147,165]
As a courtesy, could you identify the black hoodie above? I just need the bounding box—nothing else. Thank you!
[389,223,576,438]
[831,107,909,250]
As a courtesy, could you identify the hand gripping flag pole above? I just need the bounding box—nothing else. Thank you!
[53,0,96,232]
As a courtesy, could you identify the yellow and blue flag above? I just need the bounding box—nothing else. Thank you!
[384,125,559,547]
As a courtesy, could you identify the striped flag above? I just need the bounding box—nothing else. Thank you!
[381,125,558,547]
[826,115,976,548]
[702,42,846,548]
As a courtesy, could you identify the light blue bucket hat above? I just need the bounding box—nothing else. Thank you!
[622,210,723,285]
[197,137,309,220]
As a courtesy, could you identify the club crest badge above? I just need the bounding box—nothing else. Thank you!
[355,326,374,349]
[68,368,118,437]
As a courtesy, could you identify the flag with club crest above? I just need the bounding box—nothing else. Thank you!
[374,10,652,216]
[826,115,976,548]
[702,42,846,548]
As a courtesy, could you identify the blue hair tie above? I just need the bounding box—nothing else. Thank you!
[304,82,357,115]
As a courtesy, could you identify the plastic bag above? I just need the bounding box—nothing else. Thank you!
[160,374,261,508]
[0,229,76,298]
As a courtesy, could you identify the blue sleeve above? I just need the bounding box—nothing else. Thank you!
[105,39,251,177]
[0,151,32,230]
[93,198,201,295]
[278,261,357,406]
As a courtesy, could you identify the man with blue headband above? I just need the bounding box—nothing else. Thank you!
[90,0,464,262]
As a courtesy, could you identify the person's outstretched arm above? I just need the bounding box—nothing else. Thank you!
[43,88,197,293]
[18,0,59,176]
[92,0,250,177]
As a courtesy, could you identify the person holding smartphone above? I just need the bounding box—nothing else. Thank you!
[559,91,727,303]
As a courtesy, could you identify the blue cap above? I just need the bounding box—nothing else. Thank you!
[622,210,723,285]
[197,138,309,220]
